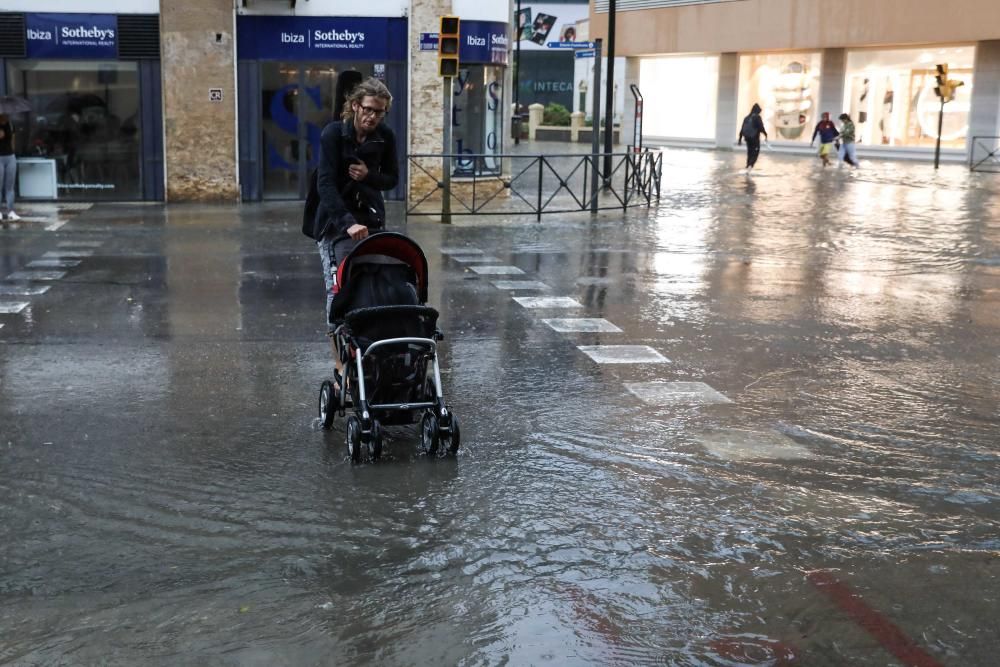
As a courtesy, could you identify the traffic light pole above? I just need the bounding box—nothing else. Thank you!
[602,0,616,186]
[935,97,944,170]
[590,39,603,214]
[514,0,522,145]
[442,77,452,223]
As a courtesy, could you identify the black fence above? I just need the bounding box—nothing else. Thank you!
[969,136,1000,173]
[406,149,663,221]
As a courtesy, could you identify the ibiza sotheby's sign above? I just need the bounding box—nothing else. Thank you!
[26,14,118,59]
[237,16,406,62]
[459,21,509,66]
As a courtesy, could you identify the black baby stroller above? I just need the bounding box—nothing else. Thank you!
[318,232,460,462]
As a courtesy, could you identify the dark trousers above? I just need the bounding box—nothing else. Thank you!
[745,137,761,168]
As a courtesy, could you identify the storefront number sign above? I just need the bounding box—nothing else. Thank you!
[25,13,117,59]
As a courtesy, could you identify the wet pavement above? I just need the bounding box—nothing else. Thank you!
[1,149,999,665]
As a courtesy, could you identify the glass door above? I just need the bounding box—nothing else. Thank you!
[261,62,371,200]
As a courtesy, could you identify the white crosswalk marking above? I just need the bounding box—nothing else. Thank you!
[699,429,815,461]
[57,241,105,248]
[470,265,524,275]
[452,256,502,263]
[0,301,30,314]
[577,345,670,364]
[542,318,622,333]
[491,281,548,290]
[0,284,50,295]
[5,271,67,281]
[513,296,582,309]
[441,247,484,255]
[43,250,94,258]
[28,259,82,268]
[625,382,732,405]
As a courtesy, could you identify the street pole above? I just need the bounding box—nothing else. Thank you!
[590,39,603,214]
[514,0,522,145]
[602,0,616,184]
[934,97,944,170]
[442,77,452,223]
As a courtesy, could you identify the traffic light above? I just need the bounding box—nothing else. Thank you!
[934,64,951,100]
[438,16,460,78]
[934,63,965,102]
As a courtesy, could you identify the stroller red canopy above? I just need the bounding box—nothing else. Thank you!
[330,233,429,321]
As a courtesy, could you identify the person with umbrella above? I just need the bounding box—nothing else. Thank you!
[0,95,31,221]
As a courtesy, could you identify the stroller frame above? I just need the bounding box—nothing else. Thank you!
[318,234,459,462]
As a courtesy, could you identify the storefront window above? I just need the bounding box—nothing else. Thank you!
[453,65,504,176]
[640,55,719,139]
[844,46,975,149]
[6,60,142,200]
[738,52,822,142]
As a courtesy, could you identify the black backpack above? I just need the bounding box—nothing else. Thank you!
[741,114,757,140]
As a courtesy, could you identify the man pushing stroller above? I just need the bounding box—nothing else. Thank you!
[303,77,399,386]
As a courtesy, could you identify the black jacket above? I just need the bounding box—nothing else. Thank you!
[307,120,399,241]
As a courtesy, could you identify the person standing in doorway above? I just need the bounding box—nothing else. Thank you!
[810,112,840,167]
[738,103,768,172]
[0,114,19,221]
[837,113,859,168]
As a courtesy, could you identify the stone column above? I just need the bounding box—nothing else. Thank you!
[715,52,739,149]
[409,0,452,206]
[159,0,238,202]
[621,56,641,149]
[969,40,1000,162]
[819,48,847,120]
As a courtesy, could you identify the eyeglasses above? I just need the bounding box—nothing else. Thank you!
[358,105,387,118]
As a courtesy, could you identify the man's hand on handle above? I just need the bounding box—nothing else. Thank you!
[347,223,369,241]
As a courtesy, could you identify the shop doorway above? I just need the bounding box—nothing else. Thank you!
[260,62,371,200]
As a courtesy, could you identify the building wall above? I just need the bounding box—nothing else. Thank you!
[160,0,238,202]
[0,0,157,12]
[590,0,1000,55]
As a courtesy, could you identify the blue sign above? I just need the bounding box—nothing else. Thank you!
[420,32,438,52]
[237,16,407,62]
[25,13,117,59]
[547,41,597,49]
[575,50,595,59]
[459,21,509,66]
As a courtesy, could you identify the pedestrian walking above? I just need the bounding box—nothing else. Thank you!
[0,113,19,221]
[837,113,859,168]
[303,77,398,389]
[738,103,769,172]
[810,112,840,167]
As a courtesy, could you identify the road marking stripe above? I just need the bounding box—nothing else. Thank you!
[513,296,582,309]
[27,259,82,268]
[0,301,30,314]
[542,318,622,333]
[470,265,524,275]
[808,571,944,667]
[5,271,66,281]
[577,345,670,364]
[491,280,548,290]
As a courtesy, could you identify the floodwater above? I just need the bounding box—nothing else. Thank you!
[1,149,998,665]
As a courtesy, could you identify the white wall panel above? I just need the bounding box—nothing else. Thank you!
[0,0,158,13]
[237,0,408,17]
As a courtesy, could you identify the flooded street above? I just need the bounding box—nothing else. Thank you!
[1,149,998,665]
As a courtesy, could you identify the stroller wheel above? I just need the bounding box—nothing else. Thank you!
[319,381,336,430]
[420,412,440,456]
[370,420,383,462]
[443,414,461,456]
[346,416,363,463]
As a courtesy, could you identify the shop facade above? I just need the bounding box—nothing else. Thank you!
[235,14,409,201]
[0,9,163,200]
[594,0,1000,162]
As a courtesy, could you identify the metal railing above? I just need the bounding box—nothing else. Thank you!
[406,149,663,221]
[970,136,1000,173]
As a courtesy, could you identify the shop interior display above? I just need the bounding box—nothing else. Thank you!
[773,61,813,140]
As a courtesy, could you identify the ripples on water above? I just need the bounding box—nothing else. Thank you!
[1,151,998,664]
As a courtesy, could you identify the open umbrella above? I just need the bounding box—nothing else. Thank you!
[0,95,31,115]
